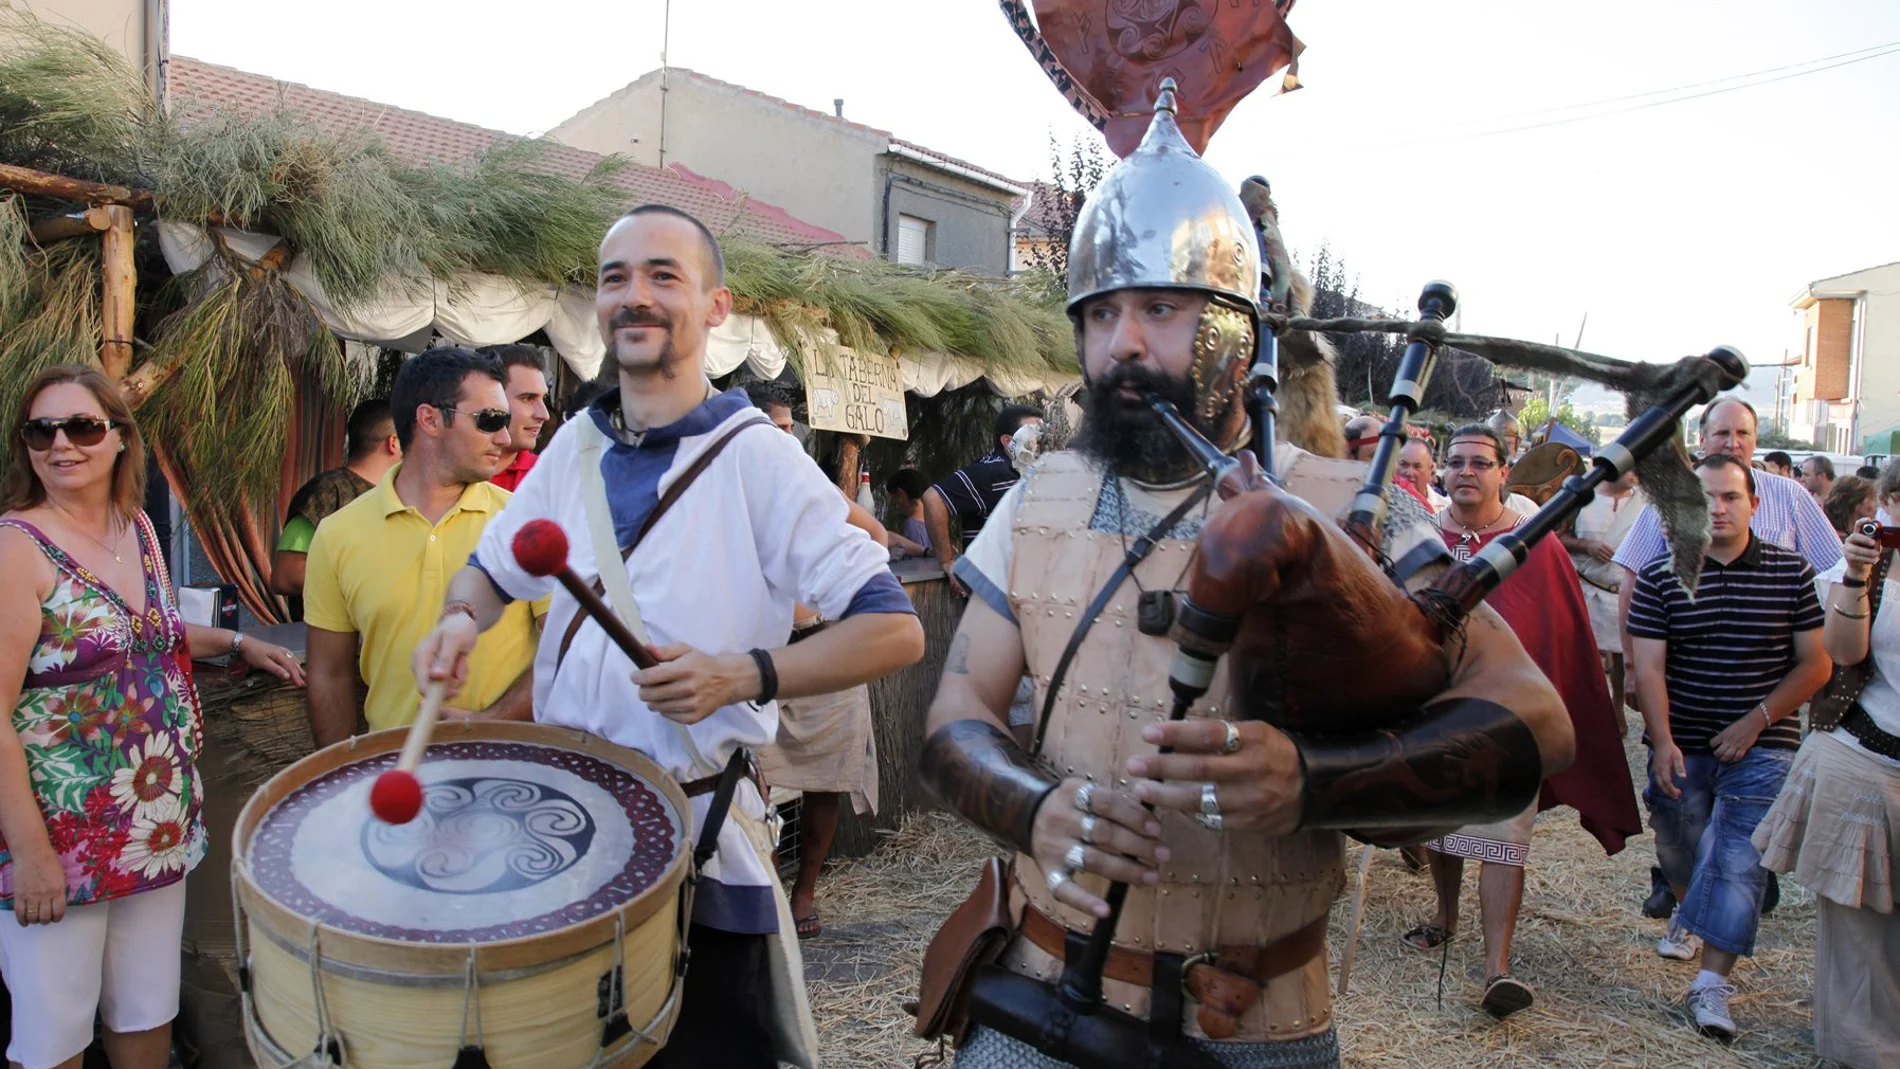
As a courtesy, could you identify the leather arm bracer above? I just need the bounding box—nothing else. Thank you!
[919,719,1060,857]
[1284,697,1542,832]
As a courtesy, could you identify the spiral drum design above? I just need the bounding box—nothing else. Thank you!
[233,722,691,1069]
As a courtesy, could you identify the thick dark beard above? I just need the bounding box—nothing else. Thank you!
[1072,364,1202,483]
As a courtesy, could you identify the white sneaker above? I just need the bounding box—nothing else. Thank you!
[1656,918,1702,961]
[1686,980,1738,1039]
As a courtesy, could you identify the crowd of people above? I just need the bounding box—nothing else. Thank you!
[1372,401,1897,1063]
[0,195,1892,1069]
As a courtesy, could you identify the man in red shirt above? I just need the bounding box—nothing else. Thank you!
[482,344,550,491]
[1402,423,1640,1018]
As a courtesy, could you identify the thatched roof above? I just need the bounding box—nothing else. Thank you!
[0,4,1075,512]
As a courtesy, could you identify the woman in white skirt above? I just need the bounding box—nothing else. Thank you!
[1754,484,1900,1069]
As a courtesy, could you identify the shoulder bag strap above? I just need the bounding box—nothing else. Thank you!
[560,412,773,776]
[1032,482,1213,754]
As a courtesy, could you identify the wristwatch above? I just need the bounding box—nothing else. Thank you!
[229,631,245,657]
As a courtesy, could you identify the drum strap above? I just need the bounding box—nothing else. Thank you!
[694,747,750,870]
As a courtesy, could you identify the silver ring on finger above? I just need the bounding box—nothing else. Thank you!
[1200,782,1222,817]
[1220,721,1241,755]
[1064,842,1087,872]
[1045,867,1071,894]
[1196,811,1225,831]
[1079,814,1098,845]
[1074,782,1097,815]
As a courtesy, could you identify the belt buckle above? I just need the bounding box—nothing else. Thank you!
[1179,950,1216,1000]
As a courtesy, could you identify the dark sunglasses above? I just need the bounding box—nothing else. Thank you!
[436,406,510,434]
[21,416,120,451]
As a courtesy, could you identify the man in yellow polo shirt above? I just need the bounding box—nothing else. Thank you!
[303,348,542,746]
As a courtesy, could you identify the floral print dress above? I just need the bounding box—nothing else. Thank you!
[0,515,206,907]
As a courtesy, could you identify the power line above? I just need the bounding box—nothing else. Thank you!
[1369,42,1900,149]
[1484,40,1900,123]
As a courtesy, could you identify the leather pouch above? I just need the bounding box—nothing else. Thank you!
[911,857,1013,1044]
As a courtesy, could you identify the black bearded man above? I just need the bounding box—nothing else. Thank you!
[917,92,1576,1069]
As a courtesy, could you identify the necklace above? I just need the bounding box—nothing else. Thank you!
[51,501,126,563]
[1444,505,1509,548]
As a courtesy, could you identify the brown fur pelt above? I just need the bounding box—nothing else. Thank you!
[1277,270,1348,459]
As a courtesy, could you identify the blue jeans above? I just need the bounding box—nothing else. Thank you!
[1643,745,1793,956]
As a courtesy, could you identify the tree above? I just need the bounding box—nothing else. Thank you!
[1518,396,1602,447]
[1308,244,1495,419]
[1023,133,1110,286]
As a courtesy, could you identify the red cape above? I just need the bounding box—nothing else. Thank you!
[1443,526,1642,856]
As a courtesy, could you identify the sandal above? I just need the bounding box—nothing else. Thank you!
[1481,973,1534,1019]
[1400,923,1452,951]
[794,912,822,939]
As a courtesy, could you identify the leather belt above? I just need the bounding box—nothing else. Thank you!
[681,753,766,799]
[1841,704,1900,761]
[788,619,830,644]
[1018,903,1327,1037]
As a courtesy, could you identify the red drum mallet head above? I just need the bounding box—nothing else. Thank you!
[513,519,569,577]
[370,769,424,824]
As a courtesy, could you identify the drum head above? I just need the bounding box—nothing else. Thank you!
[245,735,683,943]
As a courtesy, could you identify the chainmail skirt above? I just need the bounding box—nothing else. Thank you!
[954,1025,1341,1069]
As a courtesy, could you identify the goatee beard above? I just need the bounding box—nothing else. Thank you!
[1073,365,1203,483]
[615,335,682,381]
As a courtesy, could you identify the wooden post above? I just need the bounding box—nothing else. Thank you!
[0,163,150,207]
[26,207,112,245]
[99,204,136,381]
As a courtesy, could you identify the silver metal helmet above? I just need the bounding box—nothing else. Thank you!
[1066,79,1261,319]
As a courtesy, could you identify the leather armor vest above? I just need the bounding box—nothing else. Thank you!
[1000,449,1369,1041]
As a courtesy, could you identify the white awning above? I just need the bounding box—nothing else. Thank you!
[159,220,1076,399]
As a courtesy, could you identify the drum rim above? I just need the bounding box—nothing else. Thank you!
[232,720,693,975]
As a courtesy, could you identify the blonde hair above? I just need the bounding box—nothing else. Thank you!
[1,365,148,520]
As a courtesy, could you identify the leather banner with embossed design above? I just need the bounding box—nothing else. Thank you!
[1005,0,1303,157]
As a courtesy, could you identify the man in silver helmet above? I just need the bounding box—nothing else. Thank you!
[916,85,1574,1069]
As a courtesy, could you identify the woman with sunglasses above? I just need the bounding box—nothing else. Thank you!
[0,365,300,1069]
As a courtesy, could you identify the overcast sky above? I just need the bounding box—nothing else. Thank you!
[170,0,1900,407]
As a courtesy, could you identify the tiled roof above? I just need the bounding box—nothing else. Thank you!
[1014,181,1076,240]
[166,57,852,250]
[889,139,1025,192]
[599,67,1026,192]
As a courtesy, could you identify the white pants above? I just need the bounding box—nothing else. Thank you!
[0,881,187,1069]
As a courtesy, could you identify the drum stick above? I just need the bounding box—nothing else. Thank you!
[369,679,447,824]
[512,519,659,669]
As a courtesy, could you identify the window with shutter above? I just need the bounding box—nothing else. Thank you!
[896,215,930,265]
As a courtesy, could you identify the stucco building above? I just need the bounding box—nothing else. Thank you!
[1790,261,1900,453]
[551,68,1026,275]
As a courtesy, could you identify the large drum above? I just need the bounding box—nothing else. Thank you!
[232,721,691,1069]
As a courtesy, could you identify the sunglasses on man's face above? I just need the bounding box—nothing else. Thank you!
[21,416,119,452]
[437,406,511,434]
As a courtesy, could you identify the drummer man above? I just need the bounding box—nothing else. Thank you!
[412,204,924,1068]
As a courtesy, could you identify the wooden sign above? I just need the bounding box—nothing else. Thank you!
[804,350,909,440]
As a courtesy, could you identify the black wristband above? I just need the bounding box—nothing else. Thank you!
[918,719,1060,857]
[1286,697,1543,832]
[1841,576,1868,588]
[748,648,778,704]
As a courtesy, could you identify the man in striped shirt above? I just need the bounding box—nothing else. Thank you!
[1626,455,1832,1041]
[1615,397,1836,922]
